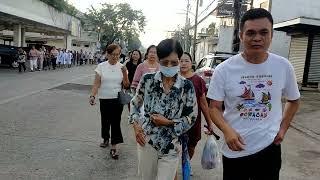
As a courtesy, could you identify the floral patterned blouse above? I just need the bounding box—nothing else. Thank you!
[129,71,198,155]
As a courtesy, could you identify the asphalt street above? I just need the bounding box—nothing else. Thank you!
[0,66,319,180]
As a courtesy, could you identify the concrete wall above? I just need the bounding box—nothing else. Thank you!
[195,37,217,62]
[0,0,80,33]
[79,31,98,43]
[271,0,320,23]
[252,0,292,58]
[196,40,207,62]
[268,0,320,58]
[269,31,291,58]
[45,39,96,53]
[253,0,270,10]
[70,42,97,53]
[46,40,65,49]
[216,26,233,53]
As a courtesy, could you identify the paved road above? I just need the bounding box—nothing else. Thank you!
[0,66,319,179]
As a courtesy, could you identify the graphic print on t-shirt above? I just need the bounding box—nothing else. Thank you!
[237,74,273,121]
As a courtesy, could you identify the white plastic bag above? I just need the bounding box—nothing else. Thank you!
[201,135,220,169]
[12,61,18,68]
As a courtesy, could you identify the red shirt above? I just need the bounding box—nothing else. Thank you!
[186,74,207,144]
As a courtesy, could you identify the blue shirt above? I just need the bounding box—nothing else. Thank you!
[129,72,198,155]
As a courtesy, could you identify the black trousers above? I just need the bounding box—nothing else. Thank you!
[51,57,57,69]
[99,98,124,145]
[18,62,26,72]
[223,143,281,180]
[43,59,50,70]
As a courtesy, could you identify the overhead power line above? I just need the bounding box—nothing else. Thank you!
[197,0,217,18]
[188,0,229,30]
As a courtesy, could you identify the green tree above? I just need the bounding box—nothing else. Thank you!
[207,23,216,36]
[40,0,78,16]
[85,3,146,47]
[127,34,142,50]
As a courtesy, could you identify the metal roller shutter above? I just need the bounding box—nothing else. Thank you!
[309,34,320,82]
[288,36,308,83]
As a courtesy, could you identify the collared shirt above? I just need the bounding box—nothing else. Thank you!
[50,49,58,58]
[129,71,198,155]
[131,62,160,88]
[29,49,39,60]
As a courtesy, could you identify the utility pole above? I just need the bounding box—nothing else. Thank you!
[192,0,199,63]
[232,0,241,52]
[184,0,190,52]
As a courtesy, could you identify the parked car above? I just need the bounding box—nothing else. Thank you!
[195,51,236,89]
[0,44,19,67]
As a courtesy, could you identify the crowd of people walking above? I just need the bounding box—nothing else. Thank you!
[88,8,301,180]
[15,45,101,73]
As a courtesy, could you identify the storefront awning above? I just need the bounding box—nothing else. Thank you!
[274,17,320,34]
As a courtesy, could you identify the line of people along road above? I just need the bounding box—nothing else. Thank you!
[15,45,102,73]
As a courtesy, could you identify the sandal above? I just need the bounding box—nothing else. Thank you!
[110,149,119,160]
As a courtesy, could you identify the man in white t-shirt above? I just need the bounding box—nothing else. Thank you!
[207,8,300,180]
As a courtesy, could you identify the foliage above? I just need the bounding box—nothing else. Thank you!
[207,23,216,36]
[85,3,146,47]
[127,34,142,51]
[39,0,79,17]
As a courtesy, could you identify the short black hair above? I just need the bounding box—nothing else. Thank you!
[156,39,183,60]
[240,8,273,31]
[183,52,192,61]
[130,49,142,63]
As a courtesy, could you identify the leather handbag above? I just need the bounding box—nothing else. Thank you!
[118,88,132,105]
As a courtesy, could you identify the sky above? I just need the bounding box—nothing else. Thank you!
[69,0,189,48]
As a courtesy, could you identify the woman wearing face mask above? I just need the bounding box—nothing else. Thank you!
[131,45,160,93]
[129,39,198,180]
[89,44,130,160]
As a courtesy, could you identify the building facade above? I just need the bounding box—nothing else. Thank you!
[0,0,98,53]
[255,0,320,86]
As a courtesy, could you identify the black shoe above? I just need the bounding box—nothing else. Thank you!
[99,139,109,148]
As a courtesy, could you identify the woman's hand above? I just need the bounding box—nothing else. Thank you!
[121,66,130,88]
[150,114,174,127]
[133,123,146,146]
[121,65,127,73]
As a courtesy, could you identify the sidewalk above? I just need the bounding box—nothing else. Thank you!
[291,90,320,141]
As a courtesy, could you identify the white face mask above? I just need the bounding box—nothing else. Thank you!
[160,65,180,77]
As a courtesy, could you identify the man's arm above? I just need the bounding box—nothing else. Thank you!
[209,100,245,151]
[199,94,214,129]
[274,99,300,144]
